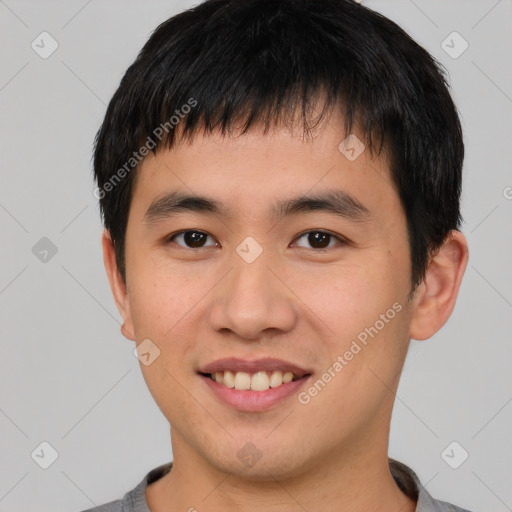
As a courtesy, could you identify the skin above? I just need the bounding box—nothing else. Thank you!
[102,112,468,512]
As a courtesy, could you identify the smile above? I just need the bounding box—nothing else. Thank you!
[205,370,300,391]
[198,357,313,411]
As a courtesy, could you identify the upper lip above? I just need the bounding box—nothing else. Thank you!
[199,357,312,378]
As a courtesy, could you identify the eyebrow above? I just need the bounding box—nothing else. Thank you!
[142,190,370,225]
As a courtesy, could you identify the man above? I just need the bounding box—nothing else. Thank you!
[86,0,472,510]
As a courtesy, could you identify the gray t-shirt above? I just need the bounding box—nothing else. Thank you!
[80,459,474,512]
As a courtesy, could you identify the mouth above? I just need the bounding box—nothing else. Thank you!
[197,357,312,411]
[199,369,307,391]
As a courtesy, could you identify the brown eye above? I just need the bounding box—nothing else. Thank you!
[294,230,344,250]
[168,230,217,248]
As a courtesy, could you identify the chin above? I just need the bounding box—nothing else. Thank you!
[203,442,308,482]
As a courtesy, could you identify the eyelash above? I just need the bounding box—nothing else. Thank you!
[165,229,348,251]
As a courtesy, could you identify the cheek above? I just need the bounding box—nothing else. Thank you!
[298,301,411,438]
[128,269,202,415]
[127,260,202,340]
[294,254,405,335]
[296,251,411,386]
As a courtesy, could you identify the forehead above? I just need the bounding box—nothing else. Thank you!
[128,118,397,225]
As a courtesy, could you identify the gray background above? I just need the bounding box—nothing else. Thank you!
[0,1,511,511]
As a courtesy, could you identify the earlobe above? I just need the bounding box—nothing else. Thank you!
[101,229,136,341]
[409,230,469,341]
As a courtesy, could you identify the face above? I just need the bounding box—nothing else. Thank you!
[109,115,418,479]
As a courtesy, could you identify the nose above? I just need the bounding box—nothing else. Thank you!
[207,254,298,341]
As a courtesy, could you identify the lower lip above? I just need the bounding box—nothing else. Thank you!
[200,374,311,412]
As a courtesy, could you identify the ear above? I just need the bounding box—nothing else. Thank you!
[102,229,136,341]
[409,230,469,340]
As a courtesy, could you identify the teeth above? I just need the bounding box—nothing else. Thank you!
[282,371,293,383]
[234,372,251,390]
[251,371,270,391]
[223,370,235,388]
[269,371,282,388]
[210,370,299,391]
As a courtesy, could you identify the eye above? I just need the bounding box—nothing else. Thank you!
[166,229,346,251]
[167,230,218,249]
[293,230,346,250]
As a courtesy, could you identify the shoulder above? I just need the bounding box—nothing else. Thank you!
[77,462,173,512]
[431,499,474,512]
[389,458,476,512]
[424,499,471,512]
[80,498,123,512]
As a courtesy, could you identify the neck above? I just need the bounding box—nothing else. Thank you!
[146,432,416,512]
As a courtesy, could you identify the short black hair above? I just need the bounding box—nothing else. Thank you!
[93,0,464,288]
